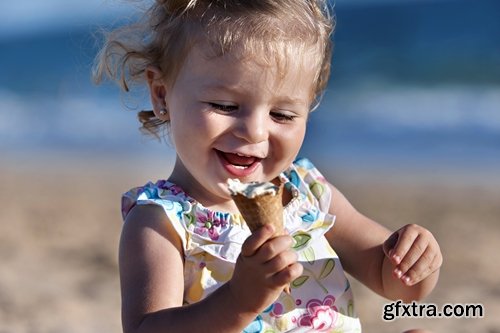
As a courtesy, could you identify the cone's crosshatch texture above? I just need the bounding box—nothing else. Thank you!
[230,181,285,236]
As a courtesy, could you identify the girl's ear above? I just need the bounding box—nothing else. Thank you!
[146,66,169,121]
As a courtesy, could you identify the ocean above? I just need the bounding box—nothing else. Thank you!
[1,0,499,172]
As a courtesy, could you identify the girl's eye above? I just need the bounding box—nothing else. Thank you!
[270,111,296,123]
[208,103,238,113]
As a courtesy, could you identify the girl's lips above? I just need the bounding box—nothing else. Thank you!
[216,150,262,177]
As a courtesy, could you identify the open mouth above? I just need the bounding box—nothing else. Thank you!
[216,150,263,177]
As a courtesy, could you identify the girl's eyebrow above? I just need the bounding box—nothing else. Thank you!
[278,96,308,106]
[201,83,307,106]
[201,83,240,94]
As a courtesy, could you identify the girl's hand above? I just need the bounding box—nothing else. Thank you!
[229,224,303,314]
[383,224,442,287]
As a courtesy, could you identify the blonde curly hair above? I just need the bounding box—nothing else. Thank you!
[93,0,335,137]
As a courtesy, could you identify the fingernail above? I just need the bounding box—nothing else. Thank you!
[402,275,411,285]
[394,269,402,278]
[392,255,401,264]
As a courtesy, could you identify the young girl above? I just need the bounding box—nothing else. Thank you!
[94,1,442,332]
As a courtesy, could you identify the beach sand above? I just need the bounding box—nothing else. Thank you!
[1,152,499,333]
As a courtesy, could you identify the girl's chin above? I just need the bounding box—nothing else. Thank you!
[217,183,234,198]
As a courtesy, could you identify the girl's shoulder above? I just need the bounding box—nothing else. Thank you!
[121,179,247,259]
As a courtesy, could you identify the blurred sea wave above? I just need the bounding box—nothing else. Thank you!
[1,84,499,165]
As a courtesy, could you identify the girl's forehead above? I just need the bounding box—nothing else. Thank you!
[178,41,318,102]
[191,38,321,78]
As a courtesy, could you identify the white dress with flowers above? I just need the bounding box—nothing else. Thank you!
[122,158,362,332]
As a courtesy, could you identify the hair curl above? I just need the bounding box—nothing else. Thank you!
[93,0,335,138]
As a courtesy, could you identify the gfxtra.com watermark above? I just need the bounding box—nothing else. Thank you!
[383,300,484,321]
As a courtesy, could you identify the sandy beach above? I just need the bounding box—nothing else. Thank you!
[1,151,499,333]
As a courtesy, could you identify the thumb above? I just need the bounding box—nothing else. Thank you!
[383,231,399,259]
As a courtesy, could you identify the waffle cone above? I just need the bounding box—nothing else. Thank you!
[231,183,291,294]
[232,184,284,236]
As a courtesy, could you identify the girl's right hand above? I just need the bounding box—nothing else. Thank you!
[228,224,303,314]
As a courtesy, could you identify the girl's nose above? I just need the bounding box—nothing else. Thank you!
[233,110,269,143]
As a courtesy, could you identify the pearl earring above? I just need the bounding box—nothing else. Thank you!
[159,108,167,116]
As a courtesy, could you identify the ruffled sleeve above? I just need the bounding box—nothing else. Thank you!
[121,181,194,251]
[285,157,332,212]
[121,180,250,263]
[280,157,336,253]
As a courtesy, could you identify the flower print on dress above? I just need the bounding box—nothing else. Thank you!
[156,180,186,199]
[121,158,361,332]
[166,182,185,196]
[194,209,227,241]
[243,315,264,333]
[300,205,319,223]
[141,185,159,199]
[295,157,315,170]
[297,295,338,331]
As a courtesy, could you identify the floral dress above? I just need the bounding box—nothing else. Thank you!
[122,158,362,332]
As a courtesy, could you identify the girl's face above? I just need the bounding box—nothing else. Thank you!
[153,43,318,212]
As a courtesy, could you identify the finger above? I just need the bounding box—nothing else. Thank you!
[241,224,275,257]
[391,226,419,265]
[396,234,429,278]
[255,235,294,262]
[383,231,399,259]
[265,250,298,273]
[400,247,437,286]
[403,244,442,286]
[272,262,303,287]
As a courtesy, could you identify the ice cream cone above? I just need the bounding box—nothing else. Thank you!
[228,179,291,294]
[231,183,284,235]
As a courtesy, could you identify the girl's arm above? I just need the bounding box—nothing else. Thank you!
[324,183,442,302]
[120,204,301,333]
